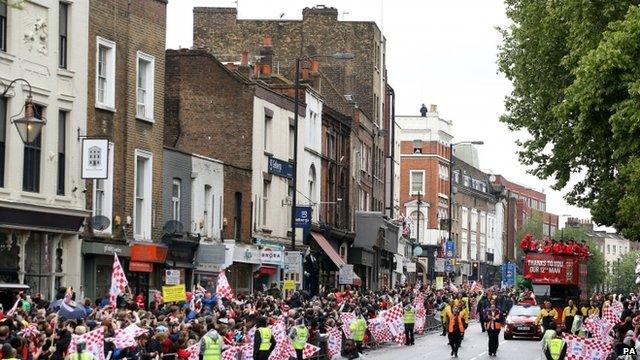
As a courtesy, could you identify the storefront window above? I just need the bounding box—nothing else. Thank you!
[24,233,52,299]
[0,233,19,283]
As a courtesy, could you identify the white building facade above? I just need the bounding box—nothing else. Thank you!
[0,1,89,297]
[302,90,322,223]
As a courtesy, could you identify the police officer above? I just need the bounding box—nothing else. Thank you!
[290,317,309,360]
[201,330,222,360]
[67,339,95,360]
[544,329,566,360]
[403,299,415,346]
[350,310,367,354]
[254,317,276,360]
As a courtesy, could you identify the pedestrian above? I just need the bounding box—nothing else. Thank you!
[477,294,490,333]
[201,330,223,360]
[440,298,451,336]
[536,301,559,331]
[544,329,566,360]
[447,306,465,358]
[561,300,577,333]
[349,311,367,354]
[541,322,557,352]
[403,299,415,346]
[253,316,276,360]
[484,299,502,357]
[289,317,308,360]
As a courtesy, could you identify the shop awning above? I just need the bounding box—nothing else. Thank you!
[258,266,278,275]
[311,232,362,285]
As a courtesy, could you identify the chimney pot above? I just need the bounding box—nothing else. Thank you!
[226,63,237,72]
[240,51,249,66]
[430,104,438,113]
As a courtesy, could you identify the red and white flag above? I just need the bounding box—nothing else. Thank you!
[414,308,427,334]
[327,327,342,358]
[564,333,612,360]
[222,346,241,360]
[216,271,234,300]
[288,344,320,359]
[449,283,459,293]
[340,312,356,339]
[109,253,128,308]
[113,323,148,348]
[186,341,201,360]
[602,302,623,327]
[68,327,105,360]
[383,303,405,345]
[368,317,392,343]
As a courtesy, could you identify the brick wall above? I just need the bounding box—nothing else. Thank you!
[164,49,254,242]
[86,0,167,242]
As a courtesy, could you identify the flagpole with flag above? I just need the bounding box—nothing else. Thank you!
[109,253,128,308]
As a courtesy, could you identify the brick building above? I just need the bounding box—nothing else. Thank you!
[490,175,559,262]
[396,104,453,280]
[165,49,310,293]
[82,0,168,301]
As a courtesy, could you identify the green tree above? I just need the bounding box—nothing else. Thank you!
[606,251,640,294]
[498,1,640,239]
[585,241,606,295]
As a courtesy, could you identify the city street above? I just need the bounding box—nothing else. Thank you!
[367,323,543,360]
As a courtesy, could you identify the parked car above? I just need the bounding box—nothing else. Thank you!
[503,304,543,340]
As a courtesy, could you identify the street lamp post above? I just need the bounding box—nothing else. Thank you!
[0,78,46,144]
[448,141,484,256]
[290,52,354,251]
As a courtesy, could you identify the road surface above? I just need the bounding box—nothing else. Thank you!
[366,323,544,360]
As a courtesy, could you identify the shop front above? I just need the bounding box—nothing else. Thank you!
[194,242,230,292]
[82,242,131,301]
[229,243,261,295]
[348,247,374,290]
[128,243,167,302]
[310,231,361,293]
[255,244,284,291]
[164,238,199,289]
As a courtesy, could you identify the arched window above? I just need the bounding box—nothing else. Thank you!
[410,211,425,243]
[308,165,316,204]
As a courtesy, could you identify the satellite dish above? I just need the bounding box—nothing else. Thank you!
[88,215,110,231]
[163,220,184,235]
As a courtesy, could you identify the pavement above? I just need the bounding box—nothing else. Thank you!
[365,323,545,360]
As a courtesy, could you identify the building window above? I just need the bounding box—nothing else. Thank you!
[613,245,616,255]
[0,3,7,52]
[136,52,155,120]
[96,37,116,109]
[172,178,181,221]
[133,150,152,240]
[0,97,6,187]
[339,243,348,261]
[308,165,316,205]
[480,211,486,234]
[289,125,295,159]
[606,244,610,254]
[264,114,272,152]
[410,170,424,195]
[59,3,68,69]
[439,163,449,180]
[23,104,44,192]
[461,230,468,261]
[204,185,212,236]
[262,181,269,226]
[463,175,470,187]
[95,180,105,216]
[461,207,468,229]
[327,133,335,160]
[57,111,67,195]
[410,211,424,243]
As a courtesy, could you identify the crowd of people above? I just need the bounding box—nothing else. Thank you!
[519,234,592,258]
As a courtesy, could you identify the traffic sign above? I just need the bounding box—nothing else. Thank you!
[445,260,453,273]
[445,241,455,258]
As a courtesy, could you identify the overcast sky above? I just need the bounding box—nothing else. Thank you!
[167,0,598,229]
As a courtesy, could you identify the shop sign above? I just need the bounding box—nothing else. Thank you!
[82,242,131,257]
[283,251,302,274]
[81,139,109,179]
[131,244,168,263]
[295,207,312,229]
[129,261,153,273]
[165,270,181,285]
[405,262,417,272]
[261,246,283,265]
[435,258,446,272]
[283,280,296,290]
[233,244,261,264]
[435,276,444,290]
[196,244,226,265]
[268,156,293,179]
[162,284,186,303]
[339,264,354,284]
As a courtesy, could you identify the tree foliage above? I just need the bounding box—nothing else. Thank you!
[585,240,606,295]
[498,1,640,239]
[606,251,640,294]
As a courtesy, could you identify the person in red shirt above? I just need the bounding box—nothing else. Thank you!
[542,239,552,253]
[520,235,532,253]
[529,238,539,252]
[551,240,563,254]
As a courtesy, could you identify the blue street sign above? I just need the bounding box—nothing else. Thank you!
[502,262,516,286]
[295,207,312,228]
[268,156,294,179]
[445,241,455,258]
[445,260,453,272]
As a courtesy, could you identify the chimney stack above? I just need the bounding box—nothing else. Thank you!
[240,50,249,66]
[430,104,438,113]
[259,36,274,78]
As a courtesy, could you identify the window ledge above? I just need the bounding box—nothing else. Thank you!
[263,151,274,157]
[21,192,47,201]
[95,103,116,113]
[54,195,72,203]
[0,188,10,196]
[0,51,15,64]
[57,68,75,79]
[136,115,155,124]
